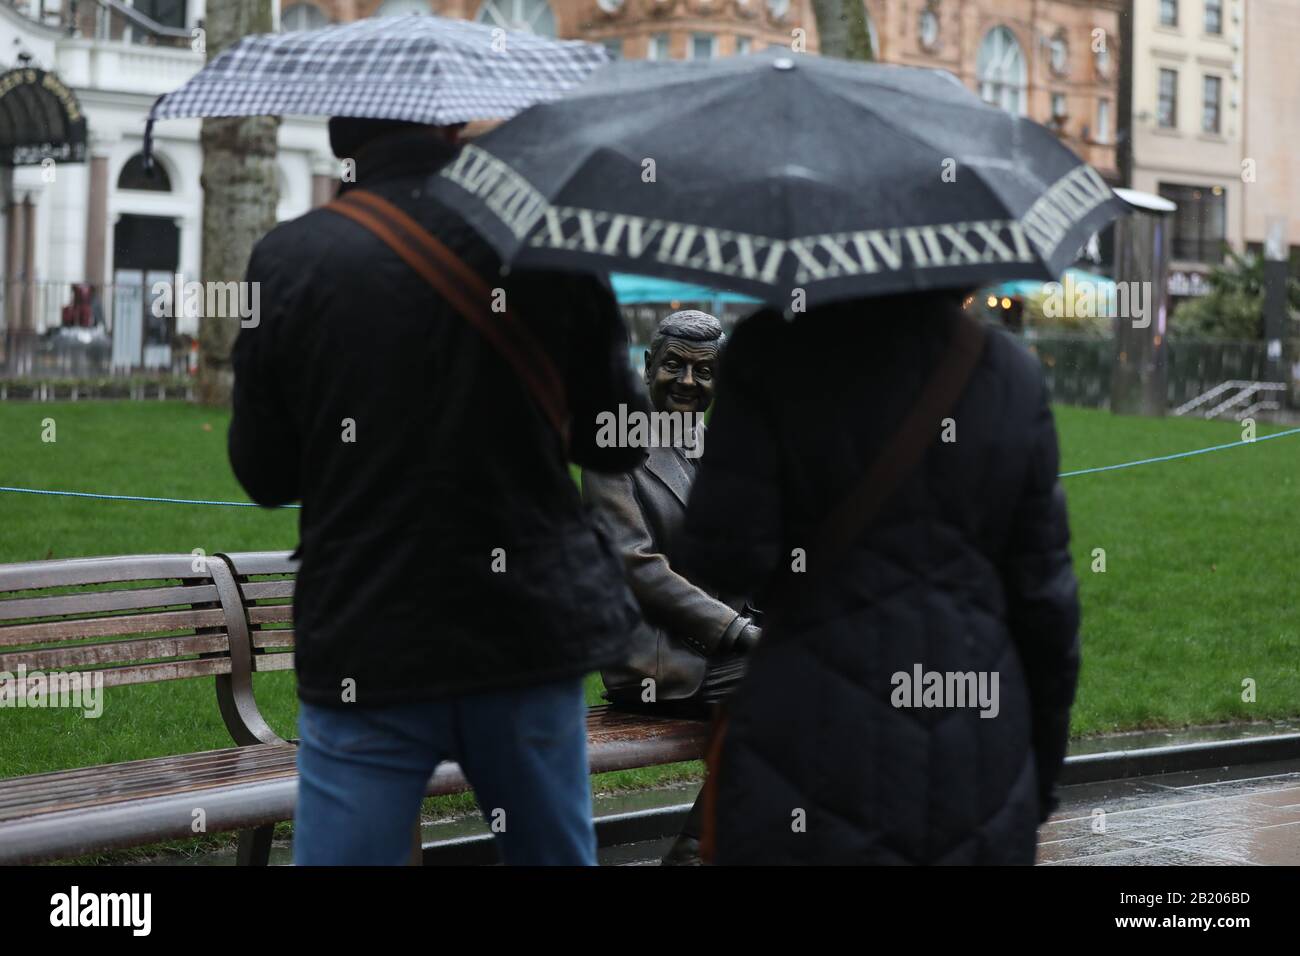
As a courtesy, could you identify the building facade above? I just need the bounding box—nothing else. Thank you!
[862,0,1122,183]
[1128,0,1245,305]
[301,0,816,60]
[1240,0,1300,268]
[0,0,330,375]
[301,0,1123,182]
[0,0,1130,376]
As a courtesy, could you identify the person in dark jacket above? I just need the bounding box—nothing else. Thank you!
[229,117,649,866]
[676,292,1081,865]
[582,309,761,865]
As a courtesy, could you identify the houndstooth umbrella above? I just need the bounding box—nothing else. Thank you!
[431,50,1127,309]
[144,14,607,161]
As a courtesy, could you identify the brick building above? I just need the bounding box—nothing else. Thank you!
[290,0,1122,182]
[289,0,813,61]
[862,0,1122,182]
[1,0,1128,374]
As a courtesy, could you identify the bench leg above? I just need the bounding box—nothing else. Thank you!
[237,825,274,866]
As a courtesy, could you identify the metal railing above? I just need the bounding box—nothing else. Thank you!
[95,0,193,41]
[1023,332,1287,415]
[2,0,196,47]
[1,279,196,379]
[1171,380,1287,420]
[1,0,66,28]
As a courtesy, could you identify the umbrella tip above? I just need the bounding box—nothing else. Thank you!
[773,57,795,71]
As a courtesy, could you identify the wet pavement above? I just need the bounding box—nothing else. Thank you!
[1068,718,1300,754]
[595,758,1300,865]
[1039,758,1300,865]
[153,726,1300,865]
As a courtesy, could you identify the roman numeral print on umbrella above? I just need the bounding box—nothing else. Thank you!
[432,50,1127,310]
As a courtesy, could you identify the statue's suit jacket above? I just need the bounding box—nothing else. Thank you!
[582,443,746,701]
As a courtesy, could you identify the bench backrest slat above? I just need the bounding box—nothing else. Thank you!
[0,634,231,673]
[0,583,220,623]
[0,655,232,701]
[224,553,299,578]
[251,654,295,673]
[0,634,233,671]
[0,607,228,647]
[0,552,291,747]
[238,580,294,601]
[0,555,206,590]
[251,630,294,649]
[246,605,291,627]
[0,555,235,694]
[218,552,298,688]
[94,658,233,690]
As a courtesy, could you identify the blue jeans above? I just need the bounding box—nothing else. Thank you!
[294,676,595,866]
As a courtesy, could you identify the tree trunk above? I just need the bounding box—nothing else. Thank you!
[197,0,279,408]
[811,0,875,61]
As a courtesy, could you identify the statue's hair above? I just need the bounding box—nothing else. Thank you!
[648,309,724,366]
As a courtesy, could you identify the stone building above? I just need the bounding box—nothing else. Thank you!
[296,0,813,60]
[862,0,1122,183]
[298,0,1124,187]
[1240,0,1300,269]
[0,0,1134,375]
[1128,0,1246,306]
[1121,0,1300,316]
[1,1,327,373]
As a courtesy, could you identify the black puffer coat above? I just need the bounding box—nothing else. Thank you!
[677,298,1080,865]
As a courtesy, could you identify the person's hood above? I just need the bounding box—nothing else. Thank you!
[338,127,458,192]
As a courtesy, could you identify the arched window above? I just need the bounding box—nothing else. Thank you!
[117,153,171,192]
[475,0,557,37]
[282,3,329,31]
[378,0,432,15]
[977,26,1027,116]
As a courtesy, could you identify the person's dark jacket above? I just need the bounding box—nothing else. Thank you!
[229,129,649,708]
[677,298,1081,865]
[583,443,748,702]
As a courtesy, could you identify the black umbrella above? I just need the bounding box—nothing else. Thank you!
[431,50,1127,309]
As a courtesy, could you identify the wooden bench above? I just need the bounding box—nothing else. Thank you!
[0,551,709,865]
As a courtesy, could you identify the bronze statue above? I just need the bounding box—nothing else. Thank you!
[582,309,760,865]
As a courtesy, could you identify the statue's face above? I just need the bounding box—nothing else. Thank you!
[645,338,718,415]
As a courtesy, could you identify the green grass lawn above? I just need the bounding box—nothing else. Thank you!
[1051,409,1300,734]
[1,400,1298,806]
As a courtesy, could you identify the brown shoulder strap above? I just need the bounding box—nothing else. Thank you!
[324,188,571,452]
[772,311,987,614]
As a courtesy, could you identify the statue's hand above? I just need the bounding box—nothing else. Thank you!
[734,623,762,655]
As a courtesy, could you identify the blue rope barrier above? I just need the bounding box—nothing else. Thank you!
[0,486,300,509]
[1,426,1298,508]
[1056,426,1300,478]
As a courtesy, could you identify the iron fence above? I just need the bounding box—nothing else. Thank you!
[1024,330,1276,412]
[1,279,195,379]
